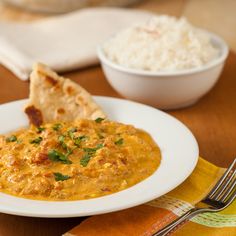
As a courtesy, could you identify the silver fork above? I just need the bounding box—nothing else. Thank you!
[153,158,236,236]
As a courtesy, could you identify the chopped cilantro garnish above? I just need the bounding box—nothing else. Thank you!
[74,139,81,147]
[52,123,62,131]
[37,127,45,133]
[30,137,43,144]
[48,149,72,164]
[81,143,103,167]
[17,139,23,144]
[97,133,104,139]
[115,138,124,146]
[68,132,74,139]
[54,172,70,181]
[80,135,87,140]
[58,135,75,157]
[68,127,77,139]
[95,117,105,123]
[69,127,77,133]
[6,135,17,142]
[62,143,68,151]
[83,147,95,153]
[66,148,73,156]
[58,135,67,149]
[74,135,87,147]
[58,135,65,143]
[83,143,104,154]
[96,143,104,149]
[80,153,92,167]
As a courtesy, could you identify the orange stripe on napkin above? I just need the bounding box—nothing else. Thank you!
[64,206,175,236]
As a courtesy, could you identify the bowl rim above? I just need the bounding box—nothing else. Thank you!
[97,30,229,77]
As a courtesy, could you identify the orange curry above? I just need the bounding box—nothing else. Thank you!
[0,119,161,201]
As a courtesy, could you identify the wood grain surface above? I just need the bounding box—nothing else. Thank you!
[0,51,235,236]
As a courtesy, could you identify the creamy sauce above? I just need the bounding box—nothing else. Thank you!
[0,119,161,201]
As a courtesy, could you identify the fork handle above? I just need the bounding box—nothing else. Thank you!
[152,208,209,236]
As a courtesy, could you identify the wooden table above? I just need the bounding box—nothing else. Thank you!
[0,51,235,235]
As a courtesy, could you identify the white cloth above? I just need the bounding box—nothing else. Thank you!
[0,7,152,80]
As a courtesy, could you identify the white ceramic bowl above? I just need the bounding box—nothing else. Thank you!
[97,31,229,110]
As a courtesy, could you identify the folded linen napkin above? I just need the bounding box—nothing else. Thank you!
[64,158,236,236]
[0,7,153,80]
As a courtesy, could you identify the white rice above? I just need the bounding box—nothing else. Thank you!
[103,15,220,72]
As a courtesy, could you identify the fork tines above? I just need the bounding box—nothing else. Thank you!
[203,158,236,207]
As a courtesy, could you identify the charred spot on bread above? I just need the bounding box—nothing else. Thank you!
[65,85,76,96]
[25,105,43,127]
[57,108,65,114]
[45,76,58,86]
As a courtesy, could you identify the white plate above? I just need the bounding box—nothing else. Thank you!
[0,96,199,218]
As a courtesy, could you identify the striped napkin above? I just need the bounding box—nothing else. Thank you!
[64,158,236,236]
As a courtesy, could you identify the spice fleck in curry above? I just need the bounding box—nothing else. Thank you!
[0,119,161,201]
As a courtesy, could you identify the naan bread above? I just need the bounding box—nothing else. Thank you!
[25,63,106,126]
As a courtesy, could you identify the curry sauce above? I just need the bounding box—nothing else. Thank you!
[0,119,161,201]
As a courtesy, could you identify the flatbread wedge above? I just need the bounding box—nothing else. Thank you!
[25,63,106,126]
